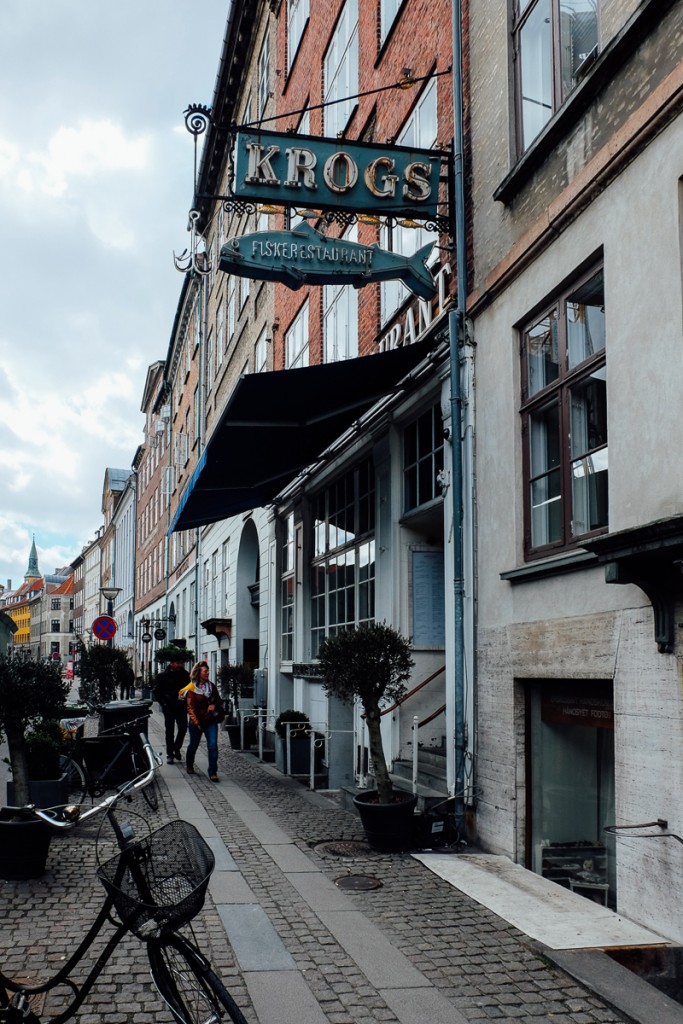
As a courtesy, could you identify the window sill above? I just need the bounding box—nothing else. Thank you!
[495,0,674,205]
[500,549,597,583]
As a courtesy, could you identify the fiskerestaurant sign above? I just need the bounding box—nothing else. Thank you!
[231,128,446,221]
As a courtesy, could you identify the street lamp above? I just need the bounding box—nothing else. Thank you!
[99,586,121,648]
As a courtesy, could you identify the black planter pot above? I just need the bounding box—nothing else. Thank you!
[0,809,53,880]
[225,719,257,750]
[353,790,418,852]
[6,773,69,809]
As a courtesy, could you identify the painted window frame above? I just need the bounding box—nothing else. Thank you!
[323,0,359,138]
[513,0,600,153]
[520,262,607,558]
[285,300,309,369]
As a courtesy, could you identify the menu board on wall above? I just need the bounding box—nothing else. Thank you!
[412,550,445,647]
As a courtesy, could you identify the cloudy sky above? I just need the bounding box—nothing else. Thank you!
[0,0,228,588]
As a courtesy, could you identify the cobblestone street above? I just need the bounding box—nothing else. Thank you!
[1,716,679,1023]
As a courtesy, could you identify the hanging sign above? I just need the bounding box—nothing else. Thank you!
[232,128,444,220]
[219,220,436,299]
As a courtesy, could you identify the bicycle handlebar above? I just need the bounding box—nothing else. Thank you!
[7,733,162,829]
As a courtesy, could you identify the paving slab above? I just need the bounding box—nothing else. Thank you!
[244,970,329,1024]
[263,842,319,873]
[379,985,470,1024]
[284,870,355,911]
[232,809,294,845]
[208,870,256,903]
[216,903,298,971]
[317,909,432,989]
[205,835,238,870]
[414,852,672,950]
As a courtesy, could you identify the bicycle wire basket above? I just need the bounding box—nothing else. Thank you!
[96,820,215,939]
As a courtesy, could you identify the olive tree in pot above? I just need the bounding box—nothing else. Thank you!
[318,623,416,852]
[0,653,69,879]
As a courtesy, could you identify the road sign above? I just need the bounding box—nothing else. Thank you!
[92,615,117,641]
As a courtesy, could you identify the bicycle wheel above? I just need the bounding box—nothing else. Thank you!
[131,740,159,810]
[58,753,88,804]
[148,933,247,1024]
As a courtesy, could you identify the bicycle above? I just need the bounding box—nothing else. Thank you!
[59,704,160,811]
[0,735,247,1024]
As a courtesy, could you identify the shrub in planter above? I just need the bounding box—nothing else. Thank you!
[78,645,134,705]
[0,653,69,808]
[274,710,310,774]
[0,654,69,878]
[5,720,68,807]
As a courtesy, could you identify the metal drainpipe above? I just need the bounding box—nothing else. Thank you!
[194,271,207,653]
[449,0,471,834]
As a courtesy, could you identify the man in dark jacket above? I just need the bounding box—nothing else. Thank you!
[153,656,190,763]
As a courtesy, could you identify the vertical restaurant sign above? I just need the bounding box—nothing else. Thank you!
[231,128,444,220]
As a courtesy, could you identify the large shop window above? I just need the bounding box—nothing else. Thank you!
[403,402,444,513]
[514,0,599,152]
[311,458,375,656]
[529,680,616,907]
[520,265,606,557]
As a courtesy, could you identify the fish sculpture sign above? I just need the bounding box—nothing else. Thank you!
[219,220,436,300]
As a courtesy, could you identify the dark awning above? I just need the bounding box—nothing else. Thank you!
[169,343,429,533]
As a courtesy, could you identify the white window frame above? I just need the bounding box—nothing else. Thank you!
[323,0,358,138]
[380,0,402,44]
[287,0,309,73]
[255,326,268,373]
[285,301,309,369]
[380,78,438,324]
[258,31,270,117]
[324,224,358,363]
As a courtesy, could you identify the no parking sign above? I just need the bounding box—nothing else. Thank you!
[92,615,117,641]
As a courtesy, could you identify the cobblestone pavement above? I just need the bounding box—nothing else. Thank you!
[0,719,636,1024]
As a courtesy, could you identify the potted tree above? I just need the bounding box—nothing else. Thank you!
[274,709,311,774]
[0,653,70,879]
[318,623,416,852]
[217,663,256,749]
[5,720,69,808]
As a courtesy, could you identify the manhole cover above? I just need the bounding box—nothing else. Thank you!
[335,874,383,891]
[313,840,373,858]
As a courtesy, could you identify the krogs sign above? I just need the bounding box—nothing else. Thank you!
[231,128,445,220]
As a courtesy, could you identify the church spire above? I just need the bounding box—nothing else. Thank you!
[25,535,40,581]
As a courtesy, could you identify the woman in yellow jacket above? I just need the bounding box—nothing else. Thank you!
[183,661,224,781]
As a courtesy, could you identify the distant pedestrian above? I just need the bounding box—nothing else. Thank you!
[184,661,225,782]
[153,656,190,763]
[119,664,135,701]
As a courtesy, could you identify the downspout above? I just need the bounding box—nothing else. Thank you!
[194,271,207,655]
[449,0,474,834]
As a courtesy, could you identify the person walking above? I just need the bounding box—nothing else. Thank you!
[152,655,190,764]
[185,661,224,782]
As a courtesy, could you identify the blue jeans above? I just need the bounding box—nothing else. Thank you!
[186,720,219,775]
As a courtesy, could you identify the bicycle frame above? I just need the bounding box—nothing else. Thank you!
[65,709,153,796]
[0,735,160,1023]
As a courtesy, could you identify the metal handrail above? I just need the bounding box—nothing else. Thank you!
[379,665,446,717]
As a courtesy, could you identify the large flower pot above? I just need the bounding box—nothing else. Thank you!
[353,790,418,853]
[6,773,69,809]
[0,809,53,880]
[275,735,310,775]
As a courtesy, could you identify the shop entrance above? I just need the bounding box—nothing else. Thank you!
[527,680,616,907]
